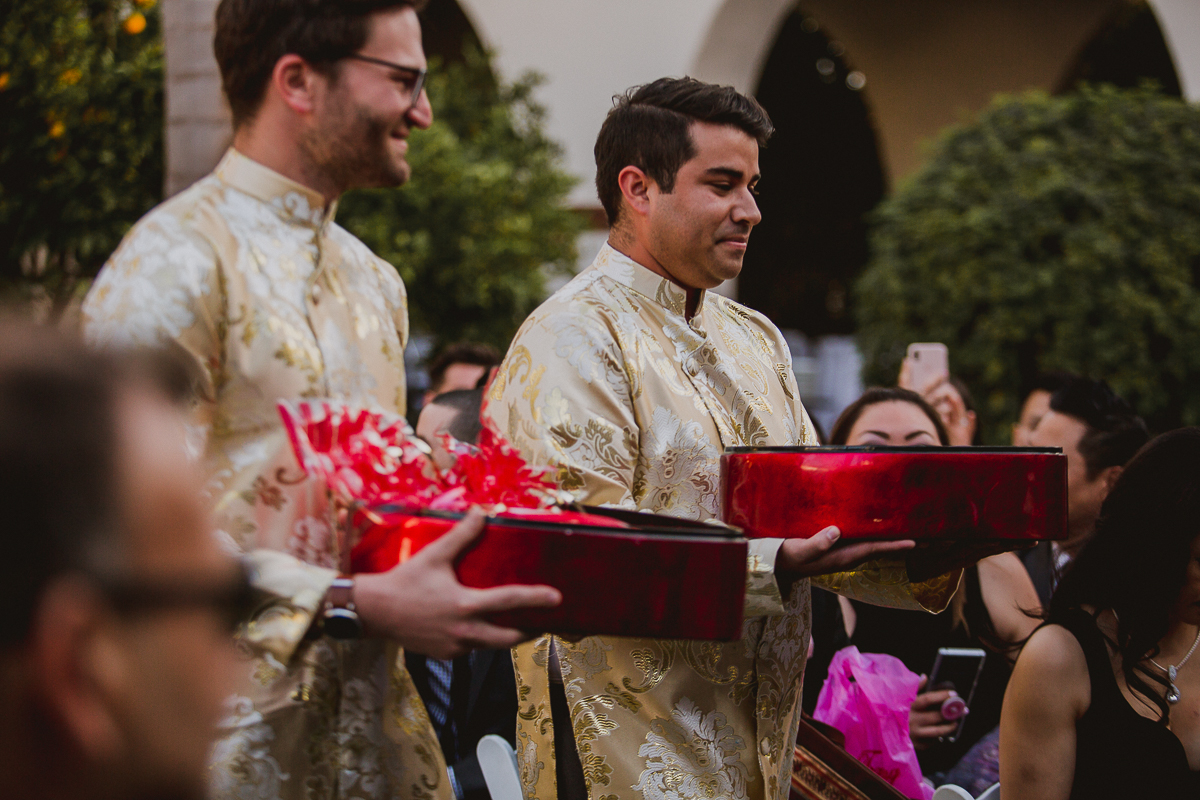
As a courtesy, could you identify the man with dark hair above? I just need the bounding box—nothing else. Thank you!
[417,387,484,470]
[488,77,952,800]
[82,2,559,798]
[422,342,501,407]
[0,324,243,800]
[1025,377,1148,604]
[1012,371,1078,446]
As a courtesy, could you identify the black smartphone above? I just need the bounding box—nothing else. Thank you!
[927,647,986,743]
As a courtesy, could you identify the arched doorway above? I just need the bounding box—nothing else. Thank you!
[741,6,887,339]
[1057,0,1182,94]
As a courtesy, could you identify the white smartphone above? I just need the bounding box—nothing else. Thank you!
[927,646,986,743]
[905,342,949,395]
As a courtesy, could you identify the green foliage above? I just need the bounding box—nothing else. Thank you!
[339,49,583,352]
[0,0,163,312]
[856,84,1200,442]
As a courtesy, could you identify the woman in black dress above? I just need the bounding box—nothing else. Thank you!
[1000,427,1200,798]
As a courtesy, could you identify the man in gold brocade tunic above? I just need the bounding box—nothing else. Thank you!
[84,2,559,798]
[487,78,956,800]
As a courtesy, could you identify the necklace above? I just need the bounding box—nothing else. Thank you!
[1149,627,1200,705]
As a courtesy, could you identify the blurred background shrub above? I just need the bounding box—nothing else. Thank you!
[857,84,1200,442]
[0,0,163,316]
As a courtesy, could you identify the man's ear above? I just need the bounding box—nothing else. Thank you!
[616,165,654,220]
[1099,464,1123,496]
[271,54,322,116]
[29,577,127,763]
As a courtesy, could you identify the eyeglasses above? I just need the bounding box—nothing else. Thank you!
[344,53,427,109]
[92,561,256,635]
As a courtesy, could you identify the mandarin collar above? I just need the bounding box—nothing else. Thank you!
[214,148,337,229]
[593,243,707,320]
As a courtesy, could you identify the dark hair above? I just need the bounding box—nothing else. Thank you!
[1049,377,1148,479]
[428,388,483,444]
[213,0,424,127]
[594,77,774,227]
[1028,370,1078,398]
[828,387,950,447]
[1048,427,1200,722]
[0,323,124,645]
[426,342,500,394]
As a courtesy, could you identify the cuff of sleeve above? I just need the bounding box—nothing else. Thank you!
[744,537,786,617]
[810,558,962,614]
[240,549,337,663]
[447,765,464,800]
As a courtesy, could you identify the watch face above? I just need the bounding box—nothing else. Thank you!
[324,608,363,639]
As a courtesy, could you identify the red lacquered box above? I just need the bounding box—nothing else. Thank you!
[721,446,1067,580]
[351,505,749,640]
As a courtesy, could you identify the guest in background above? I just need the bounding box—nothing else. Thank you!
[417,388,483,471]
[823,387,1040,786]
[898,358,977,446]
[1023,377,1148,607]
[422,342,501,408]
[1012,371,1077,446]
[1001,428,1200,799]
[412,387,519,800]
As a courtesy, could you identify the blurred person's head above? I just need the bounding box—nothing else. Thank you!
[0,324,242,800]
[214,0,433,199]
[1012,371,1077,446]
[422,342,500,407]
[1028,377,1148,555]
[829,387,949,447]
[416,388,483,471]
[596,77,773,292]
[1049,427,1200,722]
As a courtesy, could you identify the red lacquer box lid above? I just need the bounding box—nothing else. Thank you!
[721,446,1067,580]
[352,504,749,641]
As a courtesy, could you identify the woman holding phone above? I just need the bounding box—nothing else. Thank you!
[1000,428,1200,798]
[820,388,1040,788]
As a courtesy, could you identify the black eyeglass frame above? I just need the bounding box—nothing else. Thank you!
[343,53,427,108]
[90,560,257,635]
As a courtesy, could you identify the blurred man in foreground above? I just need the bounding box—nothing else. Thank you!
[0,324,242,800]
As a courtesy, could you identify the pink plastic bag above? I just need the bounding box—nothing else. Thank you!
[813,646,933,800]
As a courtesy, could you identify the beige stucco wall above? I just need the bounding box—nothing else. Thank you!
[161,0,229,196]
[161,0,1200,203]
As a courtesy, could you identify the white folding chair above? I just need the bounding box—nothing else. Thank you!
[932,786,974,800]
[476,734,524,800]
[976,783,1000,800]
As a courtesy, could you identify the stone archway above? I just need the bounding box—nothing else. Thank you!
[688,0,795,92]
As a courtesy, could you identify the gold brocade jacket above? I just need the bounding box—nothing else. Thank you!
[82,149,451,800]
[486,244,955,800]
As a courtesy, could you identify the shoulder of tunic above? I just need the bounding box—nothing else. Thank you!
[707,293,791,352]
[326,222,407,303]
[83,177,226,348]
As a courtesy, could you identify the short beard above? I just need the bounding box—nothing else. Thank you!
[300,97,409,196]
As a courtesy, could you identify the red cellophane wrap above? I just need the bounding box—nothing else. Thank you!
[277,401,748,639]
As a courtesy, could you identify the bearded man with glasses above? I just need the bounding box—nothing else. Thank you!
[82,2,560,799]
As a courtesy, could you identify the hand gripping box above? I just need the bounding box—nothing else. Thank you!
[351,504,749,640]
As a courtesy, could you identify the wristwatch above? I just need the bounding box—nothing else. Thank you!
[321,576,363,639]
